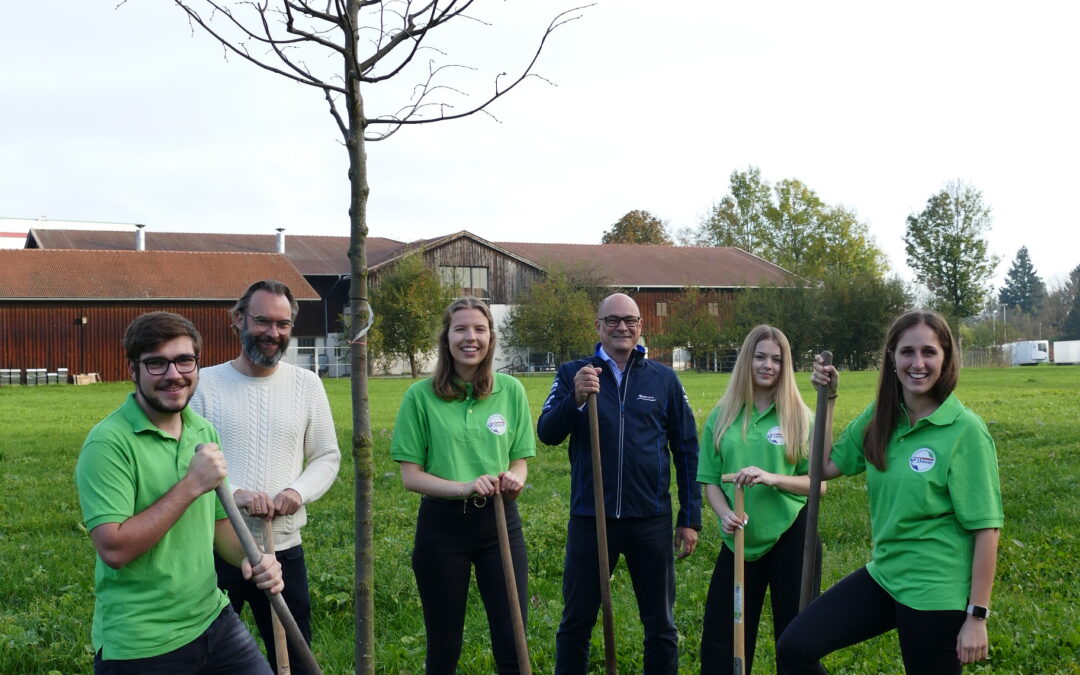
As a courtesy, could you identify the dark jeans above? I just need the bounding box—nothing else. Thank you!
[412,495,529,675]
[776,566,968,674]
[93,606,271,674]
[215,545,313,675]
[701,506,818,674]
[555,514,678,675]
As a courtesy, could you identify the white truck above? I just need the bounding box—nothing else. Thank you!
[1005,340,1049,366]
[1052,340,1080,365]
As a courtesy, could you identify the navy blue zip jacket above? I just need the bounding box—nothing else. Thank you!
[537,344,702,530]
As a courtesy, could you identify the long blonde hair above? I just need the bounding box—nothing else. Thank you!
[712,325,810,464]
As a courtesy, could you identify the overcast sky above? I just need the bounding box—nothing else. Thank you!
[3,1,1078,289]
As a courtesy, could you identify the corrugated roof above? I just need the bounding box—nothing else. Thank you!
[0,250,320,300]
[494,241,796,288]
[28,229,406,276]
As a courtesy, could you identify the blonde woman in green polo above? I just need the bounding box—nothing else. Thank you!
[391,297,536,674]
[697,325,819,673]
[778,310,1003,673]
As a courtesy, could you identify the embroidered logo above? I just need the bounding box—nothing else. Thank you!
[765,426,785,445]
[636,394,657,402]
[909,448,936,473]
[487,414,507,435]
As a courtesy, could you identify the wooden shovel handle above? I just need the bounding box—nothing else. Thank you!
[494,493,531,674]
[588,393,617,674]
[265,520,291,675]
[213,480,321,675]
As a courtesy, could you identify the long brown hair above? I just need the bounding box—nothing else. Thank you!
[432,297,496,401]
[712,325,810,464]
[863,310,959,470]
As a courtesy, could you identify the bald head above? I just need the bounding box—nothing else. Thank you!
[597,293,640,319]
[595,293,643,366]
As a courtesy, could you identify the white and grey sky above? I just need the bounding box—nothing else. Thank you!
[3,1,1078,288]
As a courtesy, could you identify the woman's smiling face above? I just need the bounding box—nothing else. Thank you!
[892,322,943,404]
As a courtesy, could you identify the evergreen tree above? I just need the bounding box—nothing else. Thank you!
[998,246,1047,313]
[1064,278,1080,339]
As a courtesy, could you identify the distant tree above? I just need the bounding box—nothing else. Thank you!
[1063,276,1080,339]
[502,267,602,363]
[690,168,886,281]
[904,180,999,320]
[694,167,773,251]
[999,246,1047,313]
[819,272,912,369]
[720,283,817,368]
[370,253,451,377]
[1038,264,1080,337]
[652,287,723,369]
[717,270,910,370]
[601,210,673,245]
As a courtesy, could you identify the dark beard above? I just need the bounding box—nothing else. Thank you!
[134,370,193,413]
[241,324,290,368]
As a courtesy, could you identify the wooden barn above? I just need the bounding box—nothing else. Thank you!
[22,226,797,371]
[0,249,319,382]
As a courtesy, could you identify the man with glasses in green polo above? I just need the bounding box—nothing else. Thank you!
[76,311,283,673]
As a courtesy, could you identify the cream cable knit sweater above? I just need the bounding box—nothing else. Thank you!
[191,360,341,551]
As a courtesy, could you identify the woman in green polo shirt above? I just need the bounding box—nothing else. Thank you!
[391,296,536,675]
[697,325,818,673]
[777,310,1003,673]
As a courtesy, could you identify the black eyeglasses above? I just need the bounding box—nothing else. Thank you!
[247,314,294,331]
[600,315,641,328]
[139,355,199,375]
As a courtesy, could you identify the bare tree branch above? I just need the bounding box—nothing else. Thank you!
[173,0,347,92]
[365,4,591,131]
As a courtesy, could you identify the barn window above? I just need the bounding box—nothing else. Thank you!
[438,266,490,298]
[708,302,720,316]
[656,301,668,317]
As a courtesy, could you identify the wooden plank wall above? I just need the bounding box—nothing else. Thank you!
[0,302,237,382]
[425,238,544,304]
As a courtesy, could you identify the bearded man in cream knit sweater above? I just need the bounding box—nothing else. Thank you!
[191,279,340,675]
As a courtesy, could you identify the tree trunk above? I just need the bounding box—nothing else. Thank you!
[344,2,375,671]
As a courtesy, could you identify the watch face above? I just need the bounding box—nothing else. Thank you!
[968,605,989,619]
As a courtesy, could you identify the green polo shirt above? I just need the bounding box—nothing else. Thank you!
[391,373,536,484]
[831,394,1003,610]
[697,404,809,561]
[75,394,229,660]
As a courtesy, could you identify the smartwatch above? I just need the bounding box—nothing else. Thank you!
[966,604,991,620]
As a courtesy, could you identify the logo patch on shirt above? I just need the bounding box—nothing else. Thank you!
[765,426,785,445]
[909,448,936,473]
[636,394,657,402]
[487,414,507,435]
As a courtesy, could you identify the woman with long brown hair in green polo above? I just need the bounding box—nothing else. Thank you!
[391,297,535,674]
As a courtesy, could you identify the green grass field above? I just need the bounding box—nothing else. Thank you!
[2,366,1079,673]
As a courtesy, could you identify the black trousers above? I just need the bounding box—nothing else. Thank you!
[700,506,818,674]
[214,545,313,675]
[776,566,968,674]
[555,514,678,675]
[412,495,529,675]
